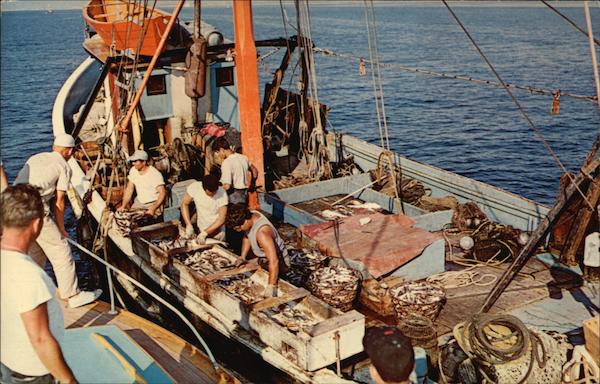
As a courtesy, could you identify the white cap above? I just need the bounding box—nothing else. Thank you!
[129,150,148,162]
[53,133,76,148]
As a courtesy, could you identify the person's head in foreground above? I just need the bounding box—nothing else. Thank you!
[363,326,415,384]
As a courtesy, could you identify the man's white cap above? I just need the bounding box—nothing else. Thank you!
[129,150,149,162]
[53,133,76,148]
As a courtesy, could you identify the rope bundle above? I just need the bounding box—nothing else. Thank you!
[452,314,549,384]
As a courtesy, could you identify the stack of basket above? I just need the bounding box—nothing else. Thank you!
[390,281,446,323]
[307,265,360,311]
[287,248,328,287]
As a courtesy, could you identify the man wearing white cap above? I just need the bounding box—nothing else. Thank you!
[15,133,102,308]
[119,150,166,217]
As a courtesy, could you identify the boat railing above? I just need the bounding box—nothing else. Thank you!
[66,238,220,372]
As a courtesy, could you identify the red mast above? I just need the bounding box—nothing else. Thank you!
[232,0,264,209]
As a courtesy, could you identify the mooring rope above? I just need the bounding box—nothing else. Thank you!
[454,314,548,384]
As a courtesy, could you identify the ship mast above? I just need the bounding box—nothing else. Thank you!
[232,0,264,210]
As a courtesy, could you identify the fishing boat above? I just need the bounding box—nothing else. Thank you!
[61,300,240,383]
[52,0,599,382]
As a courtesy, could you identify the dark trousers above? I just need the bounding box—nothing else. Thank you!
[0,363,53,384]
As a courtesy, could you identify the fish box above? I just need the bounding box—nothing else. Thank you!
[166,245,244,299]
[131,220,180,266]
[249,293,365,371]
[202,268,305,329]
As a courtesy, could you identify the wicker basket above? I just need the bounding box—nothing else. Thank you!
[286,248,328,286]
[306,266,360,311]
[390,281,446,322]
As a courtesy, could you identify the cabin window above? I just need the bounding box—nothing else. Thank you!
[146,75,167,96]
[215,67,234,87]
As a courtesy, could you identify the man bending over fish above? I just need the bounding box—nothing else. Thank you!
[180,174,228,243]
[119,150,167,218]
[226,204,290,297]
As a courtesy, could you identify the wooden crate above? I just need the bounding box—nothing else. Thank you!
[583,315,600,365]
[250,293,365,371]
[131,220,180,264]
[204,268,302,329]
[158,244,367,371]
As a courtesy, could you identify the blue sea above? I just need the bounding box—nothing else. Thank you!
[1,3,599,281]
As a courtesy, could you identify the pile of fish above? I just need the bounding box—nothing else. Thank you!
[390,281,446,322]
[177,249,234,275]
[217,275,265,304]
[319,200,382,220]
[269,303,319,334]
[307,266,360,311]
[112,209,147,236]
[153,236,206,253]
[286,248,329,286]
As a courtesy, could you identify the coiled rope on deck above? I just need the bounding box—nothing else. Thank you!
[453,314,547,384]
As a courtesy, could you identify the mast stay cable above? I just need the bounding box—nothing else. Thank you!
[442,0,593,209]
[540,0,600,47]
[313,48,597,103]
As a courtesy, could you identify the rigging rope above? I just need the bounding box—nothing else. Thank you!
[313,47,598,103]
[363,1,386,150]
[442,0,594,209]
[295,0,331,180]
[540,0,600,47]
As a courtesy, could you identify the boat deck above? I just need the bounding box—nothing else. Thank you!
[62,300,242,384]
[272,217,587,337]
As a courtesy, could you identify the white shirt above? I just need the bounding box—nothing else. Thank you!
[186,181,228,233]
[14,152,71,210]
[128,166,164,205]
[220,153,250,189]
[1,250,64,376]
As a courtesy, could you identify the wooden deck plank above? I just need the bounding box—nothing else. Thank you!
[61,300,240,384]
[432,256,582,336]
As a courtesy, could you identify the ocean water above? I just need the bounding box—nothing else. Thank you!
[1,4,598,280]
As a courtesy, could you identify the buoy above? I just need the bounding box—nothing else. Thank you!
[459,236,474,250]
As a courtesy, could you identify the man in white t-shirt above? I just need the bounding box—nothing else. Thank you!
[14,134,101,309]
[1,184,77,384]
[180,174,228,242]
[212,137,258,205]
[119,150,167,218]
